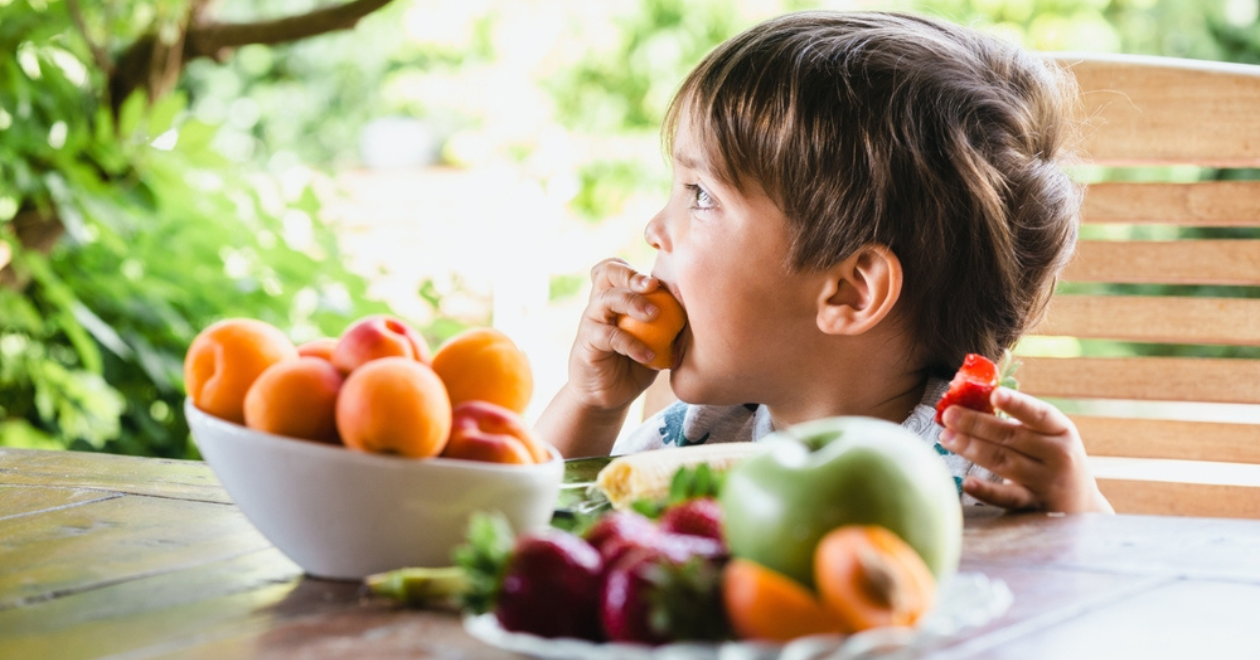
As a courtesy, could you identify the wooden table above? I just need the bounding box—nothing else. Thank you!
[2,447,1259,659]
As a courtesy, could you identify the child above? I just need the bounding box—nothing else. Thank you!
[535,11,1113,514]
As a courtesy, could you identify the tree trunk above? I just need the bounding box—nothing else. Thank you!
[1,208,65,288]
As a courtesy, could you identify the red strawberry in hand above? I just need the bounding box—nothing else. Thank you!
[935,353,999,425]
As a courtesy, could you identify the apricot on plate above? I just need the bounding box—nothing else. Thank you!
[814,525,936,632]
[431,327,533,413]
[723,558,846,642]
[336,357,451,458]
[442,400,550,464]
[616,288,686,370]
[332,314,431,374]
[296,337,338,362]
[185,318,299,425]
[244,357,344,444]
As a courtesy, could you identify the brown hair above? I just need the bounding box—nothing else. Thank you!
[664,11,1081,377]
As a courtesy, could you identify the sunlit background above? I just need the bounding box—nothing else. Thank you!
[2,0,1258,458]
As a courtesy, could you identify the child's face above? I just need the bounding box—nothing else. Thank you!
[645,115,824,406]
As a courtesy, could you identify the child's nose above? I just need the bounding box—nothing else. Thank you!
[644,208,669,251]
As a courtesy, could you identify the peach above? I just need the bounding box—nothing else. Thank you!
[297,337,338,362]
[431,327,533,413]
[331,314,431,374]
[243,357,344,444]
[442,401,550,464]
[616,288,686,370]
[185,318,299,424]
[336,357,451,458]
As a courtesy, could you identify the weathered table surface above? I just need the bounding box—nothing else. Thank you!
[2,447,1259,659]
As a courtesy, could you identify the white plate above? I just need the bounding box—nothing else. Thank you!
[464,571,1013,660]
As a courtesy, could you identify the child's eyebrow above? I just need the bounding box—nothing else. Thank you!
[672,151,705,173]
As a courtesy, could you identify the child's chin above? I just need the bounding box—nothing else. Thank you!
[667,373,725,407]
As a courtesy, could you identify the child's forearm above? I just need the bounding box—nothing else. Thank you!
[533,383,630,458]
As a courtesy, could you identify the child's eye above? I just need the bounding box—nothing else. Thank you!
[686,184,715,211]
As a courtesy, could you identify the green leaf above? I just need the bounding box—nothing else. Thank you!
[998,348,1022,391]
[148,90,186,137]
[0,288,44,332]
[20,251,102,374]
[0,419,63,450]
[69,301,132,360]
[668,463,691,503]
[452,511,516,615]
[630,498,666,518]
[117,90,147,139]
[93,105,115,145]
[692,463,714,499]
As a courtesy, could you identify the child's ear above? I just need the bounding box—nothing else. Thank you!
[815,244,903,336]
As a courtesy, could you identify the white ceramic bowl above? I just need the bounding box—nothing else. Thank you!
[186,398,563,580]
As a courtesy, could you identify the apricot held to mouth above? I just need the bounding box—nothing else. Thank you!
[616,288,686,370]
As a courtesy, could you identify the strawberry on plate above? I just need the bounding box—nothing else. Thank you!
[600,547,729,644]
[496,531,605,640]
[585,508,726,572]
[457,515,605,641]
[658,496,724,545]
[585,510,660,567]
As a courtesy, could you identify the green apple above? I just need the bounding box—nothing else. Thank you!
[719,416,962,588]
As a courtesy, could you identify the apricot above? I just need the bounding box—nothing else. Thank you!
[723,558,846,642]
[442,401,550,464]
[296,337,338,362]
[336,357,451,458]
[616,288,686,370]
[243,357,344,444]
[814,526,936,632]
[431,327,533,413]
[331,314,431,374]
[184,318,299,424]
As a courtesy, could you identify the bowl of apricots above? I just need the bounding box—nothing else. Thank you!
[184,315,562,580]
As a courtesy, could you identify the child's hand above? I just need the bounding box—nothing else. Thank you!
[938,387,1114,514]
[565,258,665,412]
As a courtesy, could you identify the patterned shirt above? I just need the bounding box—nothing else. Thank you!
[611,377,999,505]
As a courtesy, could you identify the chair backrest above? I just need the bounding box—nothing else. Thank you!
[1024,53,1260,518]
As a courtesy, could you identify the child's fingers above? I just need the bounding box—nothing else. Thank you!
[581,318,656,366]
[939,429,1043,486]
[940,405,1057,464]
[962,476,1039,511]
[590,258,657,296]
[588,286,659,325]
[991,387,1070,435]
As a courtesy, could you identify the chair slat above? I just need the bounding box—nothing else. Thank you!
[1082,181,1260,226]
[1033,295,1260,345]
[1076,416,1260,463]
[1019,356,1260,404]
[1097,479,1260,519]
[1050,54,1260,166]
[1063,240,1260,286]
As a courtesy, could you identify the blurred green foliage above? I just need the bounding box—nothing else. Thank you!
[3,0,1259,457]
[0,0,393,457]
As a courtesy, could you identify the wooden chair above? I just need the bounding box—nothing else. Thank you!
[1025,53,1260,519]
